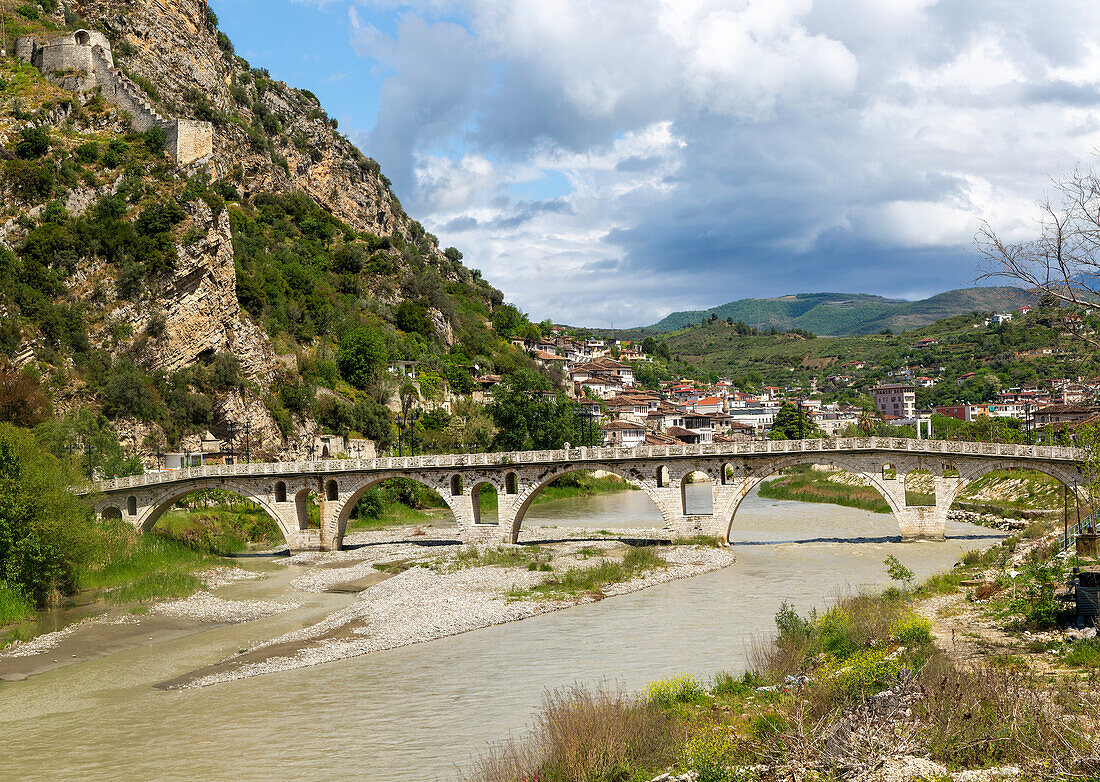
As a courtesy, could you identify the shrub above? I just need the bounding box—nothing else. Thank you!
[642,673,705,707]
[74,142,100,164]
[0,425,97,607]
[678,720,742,782]
[823,647,901,695]
[462,685,674,782]
[337,323,388,389]
[143,125,167,154]
[4,159,54,200]
[14,126,49,159]
[890,614,933,645]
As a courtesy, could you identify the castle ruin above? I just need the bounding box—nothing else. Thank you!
[15,30,213,165]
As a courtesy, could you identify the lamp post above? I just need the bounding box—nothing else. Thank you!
[797,398,804,440]
[225,423,239,465]
[1025,401,1032,446]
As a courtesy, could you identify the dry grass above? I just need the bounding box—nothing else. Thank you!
[914,654,1098,772]
[460,685,675,782]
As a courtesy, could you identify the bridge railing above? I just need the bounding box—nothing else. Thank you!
[80,437,1084,495]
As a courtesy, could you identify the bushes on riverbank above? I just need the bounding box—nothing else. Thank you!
[468,536,1100,781]
[0,425,241,640]
[154,489,285,553]
[0,423,98,616]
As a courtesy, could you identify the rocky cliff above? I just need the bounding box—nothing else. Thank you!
[0,0,517,463]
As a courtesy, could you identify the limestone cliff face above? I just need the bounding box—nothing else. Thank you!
[0,0,476,461]
[71,0,429,249]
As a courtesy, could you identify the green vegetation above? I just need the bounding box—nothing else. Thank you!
[153,489,284,554]
[766,401,822,440]
[346,477,448,530]
[486,369,603,451]
[635,305,1090,416]
[76,520,216,605]
[453,545,551,570]
[507,545,667,600]
[758,466,891,513]
[953,468,1066,518]
[0,424,241,643]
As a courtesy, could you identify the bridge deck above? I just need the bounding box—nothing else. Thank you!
[79,437,1082,496]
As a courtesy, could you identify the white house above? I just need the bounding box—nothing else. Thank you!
[601,419,646,448]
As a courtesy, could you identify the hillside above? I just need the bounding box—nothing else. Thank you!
[658,306,1094,406]
[645,287,1033,335]
[0,0,536,464]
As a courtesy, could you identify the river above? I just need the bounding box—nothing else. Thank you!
[0,485,1001,782]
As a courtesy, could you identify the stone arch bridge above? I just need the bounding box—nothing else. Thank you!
[76,438,1085,552]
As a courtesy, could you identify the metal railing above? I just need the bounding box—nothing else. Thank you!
[77,437,1083,496]
[1061,507,1100,552]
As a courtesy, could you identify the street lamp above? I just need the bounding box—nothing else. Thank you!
[225,423,239,464]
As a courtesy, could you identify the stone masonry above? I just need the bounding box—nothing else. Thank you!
[15,30,213,164]
[79,438,1086,553]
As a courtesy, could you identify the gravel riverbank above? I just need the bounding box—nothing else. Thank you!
[163,527,736,689]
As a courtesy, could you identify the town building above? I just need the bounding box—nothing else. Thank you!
[873,383,917,420]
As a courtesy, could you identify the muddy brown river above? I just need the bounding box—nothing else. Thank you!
[0,485,1001,781]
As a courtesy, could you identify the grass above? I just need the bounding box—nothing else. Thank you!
[0,582,35,625]
[154,501,284,554]
[508,545,666,600]
[461,685,675,782]
[1061,638,1100,668]
[346,501,444,531]
[758,468,890,513]
[75,520,219,604]
[670,534,724,547]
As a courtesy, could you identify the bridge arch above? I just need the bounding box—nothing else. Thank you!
[471,480,499,525]
[102,505,122,520]
[507,464,672,544]
[945,459,1085,513]
[333,473,459,542]
[720,455,905,541]
[680,470,716,515]
[128,481,293,543]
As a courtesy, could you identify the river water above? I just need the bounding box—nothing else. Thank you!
[0,486,1001,782]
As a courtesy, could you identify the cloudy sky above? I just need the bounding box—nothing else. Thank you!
[211,0,1100,326]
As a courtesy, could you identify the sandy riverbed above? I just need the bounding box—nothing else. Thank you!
[0,527,734,688]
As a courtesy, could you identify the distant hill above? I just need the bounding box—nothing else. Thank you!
[646,287,1033,336]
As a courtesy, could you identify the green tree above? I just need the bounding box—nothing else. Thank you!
[337,324,388,389]
[768,402,822,440]
[0,424,98,606]
[487,370,601,451]
[395,299,433,338]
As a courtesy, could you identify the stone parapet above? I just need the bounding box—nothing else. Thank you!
[81,439,1086,553]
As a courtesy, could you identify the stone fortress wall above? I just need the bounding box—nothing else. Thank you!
[15,30,213,165]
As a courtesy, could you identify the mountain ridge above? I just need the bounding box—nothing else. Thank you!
[644,287,1033,336]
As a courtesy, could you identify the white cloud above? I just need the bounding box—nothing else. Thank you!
[332,0,1100,324]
